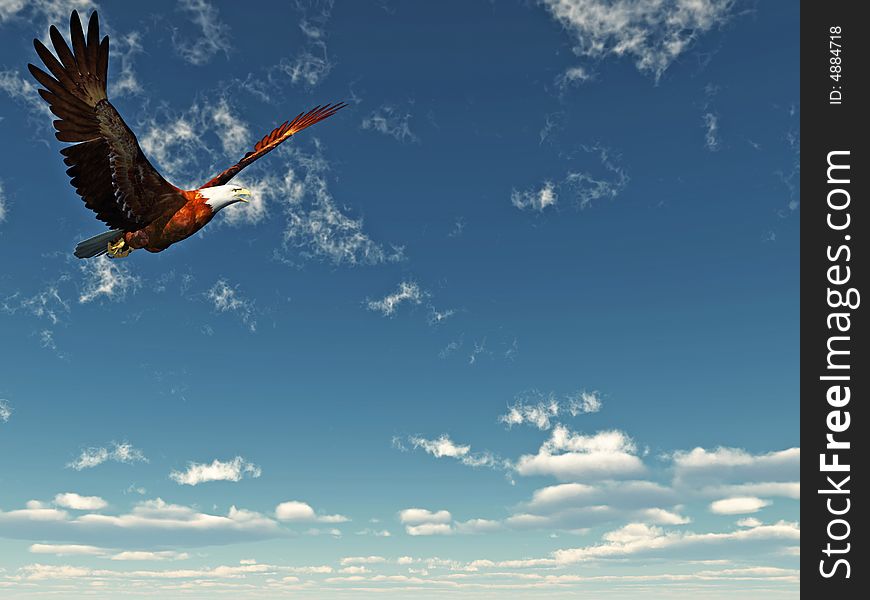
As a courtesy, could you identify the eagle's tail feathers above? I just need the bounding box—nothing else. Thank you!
[74,229,123,259]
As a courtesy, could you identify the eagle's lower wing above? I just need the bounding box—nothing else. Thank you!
[200,103,347,189]
[28,11,183,230]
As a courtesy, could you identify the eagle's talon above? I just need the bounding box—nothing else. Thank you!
[107,237,131,258]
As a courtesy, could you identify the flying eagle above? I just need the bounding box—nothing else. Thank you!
[29,11,346,259]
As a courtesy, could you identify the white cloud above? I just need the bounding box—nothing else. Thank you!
[361,105,418,143]
[515,426,645,480]
[672,447,800,488]
[703,112,720,151]
[0,398,11,423]
[277,46,331,89]
[550,519,799,564]
[0,69,53,120]
[210,98,251,158]
[272,2,334,88]
[206,279,257,332]
[399,509,455,536]
[0,498,291,549]
[455,518,503,534]
[500,390,602,430]
[0,179,7,223]
[28,543,105,556]
[709,496,771,515]
[274,501,348,524]
[541,0,736,79]
[398,434,504,470]
[1,284,69,325]
[558,65,594,88]
[275,145,404,266]
[367,281,425,316]
[340,556,386,566]
[173,0,231,65]
[409,434,469,459]
[0,0,95,28]
[54,493,108,511]
[108,32,143,97]
[275,501,316,521]
[28,544,186,561]
[78,256,141,304]
[354,528,391,537]
[406,522,453,536]
[563,145,629,208]
[737,517,762,528]
[399,508,451,525]
[339,565,369,574]
[511,181,557,211]
[169,456,262,486]
[109,550,189,561]
[139,113,210,187]
[513,146,628,213]
[526,480,676,513]
[67,442,147,470]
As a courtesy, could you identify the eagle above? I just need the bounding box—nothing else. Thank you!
[29,10,346,259]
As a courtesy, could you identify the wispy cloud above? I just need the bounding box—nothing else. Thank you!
[0,0,96,38]
[173,0,231,66]
[273,0,334,88]
[540,0,736,80]
[557,65,594,89]
[367,281,426,316]
[67,442,147,470]
[511,181,557,212]
[0,178,8,223]
[0,398,11,423]
[563,145,629,208]
[1,284,69,325]
[361,105,418,143]
[513,145,628,213]
[500,390,602,430]
[206,279,257,332]
[78,256,141,304]
[400,434,503,469]
[253,144,404,267]
[108,31,143,97]
[0,69,53,121]
[170,456,262,486]
[703,112,720,151]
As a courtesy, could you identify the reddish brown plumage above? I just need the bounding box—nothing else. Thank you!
[30,10,346,257]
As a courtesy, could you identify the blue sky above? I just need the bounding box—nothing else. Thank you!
[0,0,799,597]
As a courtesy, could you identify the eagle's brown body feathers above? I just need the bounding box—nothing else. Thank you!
[29,11,346,258]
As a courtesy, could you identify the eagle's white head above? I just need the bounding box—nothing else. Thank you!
[201,185,252,213]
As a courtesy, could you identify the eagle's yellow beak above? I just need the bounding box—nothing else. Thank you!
[237,188,252,203]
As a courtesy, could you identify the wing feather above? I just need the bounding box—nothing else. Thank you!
[29,10,183,230]
[201,102,347,188]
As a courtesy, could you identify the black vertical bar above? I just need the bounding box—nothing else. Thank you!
[802,0,867,595]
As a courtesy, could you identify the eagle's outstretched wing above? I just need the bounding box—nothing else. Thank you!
[28,10,183,230]
[200,103,347,189]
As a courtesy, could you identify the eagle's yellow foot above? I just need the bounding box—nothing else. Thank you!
[107,237,131,258]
